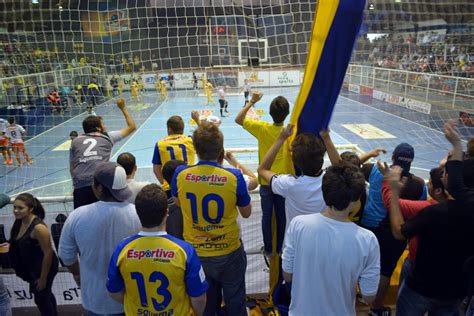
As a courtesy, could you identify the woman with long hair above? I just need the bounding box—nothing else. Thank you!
[8,193,58,316]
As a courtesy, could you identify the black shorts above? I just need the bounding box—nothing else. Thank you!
[244,91,249,99]
[365,225,407,278]
[73,185,98,209]
[219,99,226,108]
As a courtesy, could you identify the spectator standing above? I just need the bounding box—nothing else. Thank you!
[107,184,208,316]
[172,122,251,315]
[9,194,59,316]
[152,116,195,190]
[258,125,327,233]
[282,162,380,315]
[59,162,141,315]
[70,98,136,209]
[387,121,474,315]
[162,160,187,239]
[360,143,427,316]
[235,92,291,256]
[117,152,150,204]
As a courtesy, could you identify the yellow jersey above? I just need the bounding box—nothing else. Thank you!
[204,82,213,92]
[131,82,139,96]
[107,232,208,316]
[152,134,195,189]
[243,118,292,185]
[171,161,251,257]
[160,80,167,92]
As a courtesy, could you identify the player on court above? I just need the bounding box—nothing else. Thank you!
[107,184,208,316]
[154,75,161,93]
[171,122,251,315]
[239,79,252,106]
[218,86,228,117]
[152,116,195,192]
[137,74,144,93]
[160,79,168,101]
[204,80,213,105]
[118,77,124,96]
[193,72,198,90]
[0,118,13,165]
[130,79,141,104]
[5,117,31,166]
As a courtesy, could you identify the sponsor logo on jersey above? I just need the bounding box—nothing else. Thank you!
[185,173,228,184]
[127,248,175,260]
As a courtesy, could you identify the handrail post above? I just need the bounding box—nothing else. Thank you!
[452,77,458,109]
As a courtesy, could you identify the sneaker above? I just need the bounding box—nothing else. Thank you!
[369,307,392,316]
[26,161,31,166]
[2,160,6,165]
[8,158,13,165]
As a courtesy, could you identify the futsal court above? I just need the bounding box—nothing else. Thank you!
[0,87,453,197]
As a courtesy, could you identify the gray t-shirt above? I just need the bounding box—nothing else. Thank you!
[59,201,141,314]
[70,131,123,189]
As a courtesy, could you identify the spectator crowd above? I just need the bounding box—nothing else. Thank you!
[354,33,474,78]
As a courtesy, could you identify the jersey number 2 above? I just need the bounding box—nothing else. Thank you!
[131,271,171,311]
[83,138,98,157]
[166,144,188,162]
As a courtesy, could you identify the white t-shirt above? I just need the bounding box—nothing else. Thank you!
[5,124,26,144]
[218,88,225,100]
[271,174,327,232]
[0,119,6,133]
[282,213,380,316]
[242,84,251,93]
[0,119,6,140]
[125,179,151,204]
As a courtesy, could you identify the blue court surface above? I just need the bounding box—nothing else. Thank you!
[0,87,454,197]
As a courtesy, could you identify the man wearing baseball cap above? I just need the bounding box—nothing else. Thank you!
[60,161,141,315]
[360,143,427,316]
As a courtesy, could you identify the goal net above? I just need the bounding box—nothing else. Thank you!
[0,0,473,309]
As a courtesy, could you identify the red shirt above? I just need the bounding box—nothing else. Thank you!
[381,181,437,262]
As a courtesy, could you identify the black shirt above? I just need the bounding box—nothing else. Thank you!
[401,160,474,300]
[165,192,183,240]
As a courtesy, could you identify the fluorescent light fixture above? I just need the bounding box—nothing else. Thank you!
[368,3,375,10]
[32,0,39,3]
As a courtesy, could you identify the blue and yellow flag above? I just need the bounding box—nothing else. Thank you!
[270,0,366,298]
[290,0,366,136]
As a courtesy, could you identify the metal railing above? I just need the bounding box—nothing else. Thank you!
[345,64,474,111]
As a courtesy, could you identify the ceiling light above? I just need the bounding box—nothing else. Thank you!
[368,3,375,10]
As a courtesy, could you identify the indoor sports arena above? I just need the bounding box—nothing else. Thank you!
[0,0,473,315]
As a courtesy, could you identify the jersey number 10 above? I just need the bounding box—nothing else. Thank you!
[186,192,224,224]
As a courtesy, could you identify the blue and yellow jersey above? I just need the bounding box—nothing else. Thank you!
[171,161,251,257]
[107,232,208,316]
[152,134,195,190]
